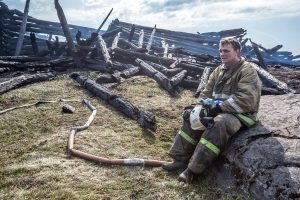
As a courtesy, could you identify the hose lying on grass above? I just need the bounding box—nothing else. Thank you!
[67,99,168,167]
[0,99,80,115]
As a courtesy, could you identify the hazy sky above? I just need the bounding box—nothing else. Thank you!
[3,0,300,55]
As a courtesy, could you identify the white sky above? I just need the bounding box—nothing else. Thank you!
[3,0,300,55]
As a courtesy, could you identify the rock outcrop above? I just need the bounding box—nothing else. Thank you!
[215,94,300,200]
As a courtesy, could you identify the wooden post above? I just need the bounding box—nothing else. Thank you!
[30,32,38,55]
[195,67,211,97]
[111,32,121,49]
[128,24,135,42]
[48,33,53,41]
[138,29,144,48]
[96,35,112,66]
[14,0,30,56]
[161,40,169,58]
[54,0,74,51]
[146,25,156,52]
[96,8,113,34]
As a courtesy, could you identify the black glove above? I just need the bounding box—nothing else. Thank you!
[199,107,214,129]
[207,104,222,118]
[182,105,195,122]
[200,117,215,129]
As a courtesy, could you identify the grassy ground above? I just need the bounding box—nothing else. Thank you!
[0,72,250,199]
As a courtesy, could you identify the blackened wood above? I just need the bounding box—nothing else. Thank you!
[54,0,74,51]
[250,40,268,70]
[112,47,205,73]
[96,8,113,34]
[138,29,144,48]
[0,58,73,69]
[101,27,122,38]
[169,58,182,68]
[0,60,23,68]
[112,47,171,64]
[135,58,176,95]
[128,24,135,42]
[261,86,284,95]
[146,24,156,52]
[111,67,140,82]
[267,45,283,53]
[118,38,139,49]
[170,70,187,86]
[164,68,184,77]
[0,67,10,74]
[111,32,121,49]
[70,72,156,131]
[111,61,136,71]
[82,58,111,73]
[162,40,169,58]
[14,0,30,56]
[96,74,117,84]
[0,56,47,62]
[96,35,112,67]
[179,78,199,89]
[146,61,183,76]
[253,64,295,94]
[145,61,168,71]
[0,72,55,94]
[195,66,211,96]
[29,32,38,55]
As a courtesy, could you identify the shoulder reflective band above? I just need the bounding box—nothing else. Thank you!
[179,130,196,145]
[234,113,256,127]
[199,138,220,155]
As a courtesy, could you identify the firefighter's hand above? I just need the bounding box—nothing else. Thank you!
[182,105,195,121]
[207,104,222,118]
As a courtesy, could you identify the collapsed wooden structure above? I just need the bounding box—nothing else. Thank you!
[1,1,300,199]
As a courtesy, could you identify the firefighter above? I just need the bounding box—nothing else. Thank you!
[162,37,262,184]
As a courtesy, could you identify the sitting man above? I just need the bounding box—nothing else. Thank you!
[162,37,262,184]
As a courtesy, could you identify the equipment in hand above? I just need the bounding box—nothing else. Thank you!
[189,99,224,130]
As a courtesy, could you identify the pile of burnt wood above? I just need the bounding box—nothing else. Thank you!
[0,0,299,97]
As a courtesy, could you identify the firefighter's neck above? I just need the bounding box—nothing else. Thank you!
[224,57,241,70]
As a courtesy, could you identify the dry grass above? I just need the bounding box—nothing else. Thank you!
[0,72,250,199]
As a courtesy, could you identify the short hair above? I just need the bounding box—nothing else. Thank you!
[219,37,241,51]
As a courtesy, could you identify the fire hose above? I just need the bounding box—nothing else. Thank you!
[67,99,168,167]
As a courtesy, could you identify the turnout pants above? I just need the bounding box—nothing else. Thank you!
[169,113,242,174]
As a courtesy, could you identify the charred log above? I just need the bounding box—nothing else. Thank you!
[250,40,268,70]
[29,32,38,56]
[111,67,140,82]
[135,58,177,96]
[111,47,205,73]
[70,72,156,131]
[0,72,55,94]
[254,65,295,94]
[128,24,135,42]
[170,70,187,86]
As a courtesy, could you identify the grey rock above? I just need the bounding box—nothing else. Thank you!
[215,94,300,200]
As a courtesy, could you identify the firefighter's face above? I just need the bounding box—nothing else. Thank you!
[219,44,240,66]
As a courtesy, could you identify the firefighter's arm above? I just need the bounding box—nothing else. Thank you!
[199,67,218,99]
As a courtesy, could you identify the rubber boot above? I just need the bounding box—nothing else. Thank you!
[162,160,187,171]
[178,168,195,184]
